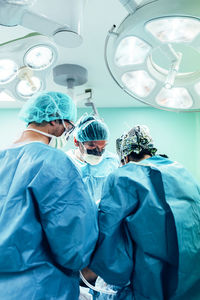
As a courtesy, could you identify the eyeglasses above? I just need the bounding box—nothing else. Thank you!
[63,119,75,134]
[83,141,108,149]
[81,142,107,156]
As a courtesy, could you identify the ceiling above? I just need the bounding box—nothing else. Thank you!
[0,0,146,109]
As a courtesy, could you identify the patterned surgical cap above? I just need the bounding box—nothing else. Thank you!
[116,125,157,160]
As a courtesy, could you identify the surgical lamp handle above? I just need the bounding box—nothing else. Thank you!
[165,51,182,89]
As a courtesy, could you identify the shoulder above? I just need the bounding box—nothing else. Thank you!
[138,156,183,173]
[104,160,154,189]
[27,143,81,177]
[102,151,119,166]
[104,150,118,160]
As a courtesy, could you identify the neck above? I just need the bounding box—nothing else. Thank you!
[14,124,50,145]
[142,154,151,161]
[128,154,151,163]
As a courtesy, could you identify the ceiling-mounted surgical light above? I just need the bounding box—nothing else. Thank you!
[115,36,151,66]
[105,0,200,111]
[16,67,42,98]
[195,82,200,95]
[145,17,200,43]
[0,34,58,102]
[156,87,193,109]
[122,70,156,97]
[0,59,18,84]
[24,45,54,70]
[16,76,42,98]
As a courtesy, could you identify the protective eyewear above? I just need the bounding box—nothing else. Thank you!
[85,148,105,156]
[63,119,75,134]
[82,143,105,156]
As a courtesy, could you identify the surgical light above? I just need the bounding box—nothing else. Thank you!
[195,82,200,95]
[115,37,151,66]
[16,76,42,98]
[145,17,200,43]
[156,87,193,109]
[0,34,58,102]
[122,70,156,97]
[105,0,200,111]
[24,45,54,70]
[0,59,18,84]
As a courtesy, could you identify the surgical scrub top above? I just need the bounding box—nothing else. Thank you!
[0,141,98,300]
[90,156,200,300]
[67,149,119,204]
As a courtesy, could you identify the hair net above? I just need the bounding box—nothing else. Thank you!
[19,91,77,124]
[116,125,157,159]
[75,114,109,142]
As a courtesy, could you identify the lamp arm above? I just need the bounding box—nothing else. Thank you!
[20,9,70,37]
[119,0,158,14]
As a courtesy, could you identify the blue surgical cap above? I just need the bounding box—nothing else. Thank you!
[75,114,109,142]
[19,91,77,124]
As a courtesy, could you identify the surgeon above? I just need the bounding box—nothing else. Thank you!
[67,114,119,204]
[89,125,200,300]
[0,91,98,300]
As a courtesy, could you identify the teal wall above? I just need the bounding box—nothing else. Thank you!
[0,107,199,182]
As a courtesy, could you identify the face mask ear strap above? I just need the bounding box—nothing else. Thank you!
[24,128,54,139]
[61,120,68,131]
[65,132,70,141]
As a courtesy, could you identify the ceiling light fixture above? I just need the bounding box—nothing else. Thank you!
[24,45,54,70]
[0,34,58,102]
[0,59,18,84]
[105,0,200,111]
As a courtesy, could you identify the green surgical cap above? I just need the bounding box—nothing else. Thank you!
[75,114,109,142]
[116,125,157,159]
[19,91,77,124]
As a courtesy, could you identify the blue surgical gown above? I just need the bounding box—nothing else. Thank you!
[0,142,98,300]
[90,156,200,300]
[67,150,119,204]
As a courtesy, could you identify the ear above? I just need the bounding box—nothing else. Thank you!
[49,120,57,126]
[125,156,129,164]
[74,137,79,147]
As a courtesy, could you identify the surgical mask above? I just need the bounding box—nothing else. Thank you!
[82,153,103,165]
[48,131,68,149]
[80,143,104,165]
[24,128,67,149]
[48,120,72,149]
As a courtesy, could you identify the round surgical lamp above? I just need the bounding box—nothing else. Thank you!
[16,67,42,98]
[24,45,54,70]
[0,59,18,84]
[105,0,200,111]
[0,34,58,101]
